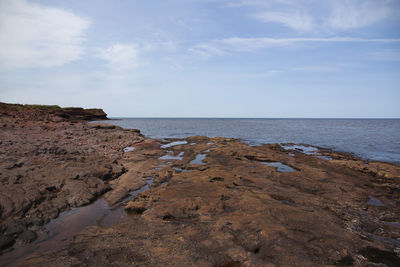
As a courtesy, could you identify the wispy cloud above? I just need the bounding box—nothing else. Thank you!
[327,0,392,30]
[252,11,314,32]
[292,65,341,73]
[224,0,270,8]
[0,0,90,69]
[224,0,297,8]
[228,0,396,32]
[96,43,139,68]
[239,70,283,78]
[188,44,228,59]
[191,37,400,58]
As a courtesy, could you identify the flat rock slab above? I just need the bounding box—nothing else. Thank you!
[18,136,400,267]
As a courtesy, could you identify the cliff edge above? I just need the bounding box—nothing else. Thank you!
[0,102,108,121]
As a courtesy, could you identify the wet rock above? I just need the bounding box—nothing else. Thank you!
[334,255,354,266]
[5,224,25,236]
[125,201,147,214]
[359,246,400,266]
[18,230,37,244]
[0,103,144,254]
[0,234,15,250]
[210,177,225,182]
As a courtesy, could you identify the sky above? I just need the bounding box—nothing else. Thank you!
[0,0,399,118]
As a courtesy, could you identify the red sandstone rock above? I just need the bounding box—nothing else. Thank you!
[0,103,399,266]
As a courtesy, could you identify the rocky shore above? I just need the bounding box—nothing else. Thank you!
[0,103,399,266]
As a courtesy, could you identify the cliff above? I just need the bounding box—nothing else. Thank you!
[0,102,108,121]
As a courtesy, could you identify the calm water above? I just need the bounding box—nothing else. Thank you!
[103,118,400,163]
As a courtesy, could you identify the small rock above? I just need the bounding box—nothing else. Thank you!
[5,224,25,235]
[126,201,146,214]
[89,123,116,130]
[18,230,37,244]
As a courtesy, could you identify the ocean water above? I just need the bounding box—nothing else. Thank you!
[103,118,400,163]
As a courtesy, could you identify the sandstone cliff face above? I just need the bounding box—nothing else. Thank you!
[54,107,107,121]
[0,102,108,121]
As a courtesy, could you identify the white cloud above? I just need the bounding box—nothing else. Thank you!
[292,65,341,73]
[0,0,90,69]
[252,11,314,31]
[228,0,395,32]
[224,0,269,8]
[327,0,392,30]
[188,43,227,59]
[96,44,139,68]
[239,70,283,78]
[224,0,298,8]
[191,37,400,57]
[95,41,180,69]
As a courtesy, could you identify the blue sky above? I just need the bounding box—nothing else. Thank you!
[0,0,399,118]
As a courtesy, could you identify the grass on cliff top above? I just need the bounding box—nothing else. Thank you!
[2,102,103,113]
[11,104,62,111]
[25,104,62,111]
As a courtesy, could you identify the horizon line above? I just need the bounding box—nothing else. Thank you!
[107,117,400,120]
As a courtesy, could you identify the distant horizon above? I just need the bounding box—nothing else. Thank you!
[107,117,400,120]
[3,101,399,119]
[98,115,400,163]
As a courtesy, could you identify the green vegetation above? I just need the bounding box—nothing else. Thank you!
[24,104,61,111]
[5,103,62,111]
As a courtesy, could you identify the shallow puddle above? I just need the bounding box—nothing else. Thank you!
[123,147,135,152]
[281,144,318,155]
[316,155,332,160]
[172,167,193,173]
[367,196,385,207]
[159,151,184,160]
[120,177,154,203]
[260,162,295,172]
[0,178,154,266]
[190,154,206,165]
[160,141,187,149]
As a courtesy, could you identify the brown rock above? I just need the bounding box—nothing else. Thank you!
[0,103,144,254]
[1,103,399,267]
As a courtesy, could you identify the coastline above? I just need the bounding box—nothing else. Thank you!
[1,104,399,266]
[102,117,400,164]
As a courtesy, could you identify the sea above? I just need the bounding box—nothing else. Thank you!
[101,118,400,164]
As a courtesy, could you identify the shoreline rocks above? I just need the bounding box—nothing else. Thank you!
[0,103,399,266]
[0,103,143,257]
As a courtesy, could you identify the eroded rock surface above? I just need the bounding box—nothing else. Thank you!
[1,105,399,266]
[0,105,144,257]
[21,136,400,266]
